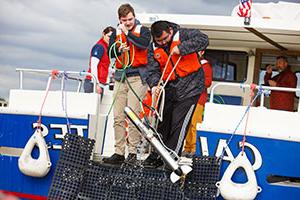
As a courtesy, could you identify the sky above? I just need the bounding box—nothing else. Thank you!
[0,0,299,100]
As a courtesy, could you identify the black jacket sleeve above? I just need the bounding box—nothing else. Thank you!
[177,28,209,56]
[145,44,162,88]
[127,26,151,49]
[108,29,120,58]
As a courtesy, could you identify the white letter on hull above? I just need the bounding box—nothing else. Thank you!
[239,141,262,171]
[32,123,49,137]
[215,139,235,162]
[50,124,68,150]
[199,136,209,156]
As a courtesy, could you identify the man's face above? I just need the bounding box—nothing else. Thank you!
[154,29,173,47]
[276,58,288,71]
[119,12,135,31]
[103,31,113,44]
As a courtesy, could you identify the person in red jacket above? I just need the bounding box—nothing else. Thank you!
[264,55,297,111]
[84,26,115,95]
[183,53,213,157]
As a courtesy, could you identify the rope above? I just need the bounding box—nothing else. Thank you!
[241,83,256,154]
[107,40,154,116]
[106,40,131,116]
[151,56,182,126]
[37,70,59,132]
[220,84,263,158]
[61,71,72,134]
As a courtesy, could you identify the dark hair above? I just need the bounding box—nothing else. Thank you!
[118,4,135,18]
[151,20,171,38]
[276,55,288,62]
[103,26,115,34]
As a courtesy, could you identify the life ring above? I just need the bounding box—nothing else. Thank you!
[216,151,262,200]
[18,129,52,177]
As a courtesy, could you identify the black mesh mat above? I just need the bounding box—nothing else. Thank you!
[78,163,185,200]
[48,134,95,200]
[184,156,222,200]
[48,134,221,200]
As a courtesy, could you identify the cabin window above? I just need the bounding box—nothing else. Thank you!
[205,50,248,82]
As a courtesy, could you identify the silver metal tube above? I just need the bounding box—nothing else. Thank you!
[124,106,180,171]
[260,93,264,107]
[19,71,23,89]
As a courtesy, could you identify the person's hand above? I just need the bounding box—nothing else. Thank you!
[198,50,205,57]
[151,86,161,97]
[96,84,103,94]
[268,80,277,87]
[171,46,180,55]
[118,23,128,35]
[266,64,273,74]
[118,43,130,53]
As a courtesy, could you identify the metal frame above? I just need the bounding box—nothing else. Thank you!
[209,82,300,112]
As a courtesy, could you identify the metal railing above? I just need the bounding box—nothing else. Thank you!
[16,68,102,93]
[209,82,300,112]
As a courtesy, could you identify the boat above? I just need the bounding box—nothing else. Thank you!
[1,1,300,199]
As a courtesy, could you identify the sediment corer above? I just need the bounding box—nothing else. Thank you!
[124,106,192,183]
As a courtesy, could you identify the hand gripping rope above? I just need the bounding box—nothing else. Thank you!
[150,54,182,128]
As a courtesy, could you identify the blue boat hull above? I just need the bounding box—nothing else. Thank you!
[196,130,300,199]
[0,113,89,198]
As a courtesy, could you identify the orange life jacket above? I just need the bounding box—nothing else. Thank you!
[153,31,201,81]
[115,25,148,69]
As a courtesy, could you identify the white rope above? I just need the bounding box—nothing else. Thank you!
[153,56,182,123]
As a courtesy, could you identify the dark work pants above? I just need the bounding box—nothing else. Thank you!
[157,88,199,155]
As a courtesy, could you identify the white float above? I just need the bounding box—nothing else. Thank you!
[216,151,261,200]
[18,129,52,177]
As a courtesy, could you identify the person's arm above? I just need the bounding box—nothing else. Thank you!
[203,62,213,88]
[90,44,104,79]
[126,26,151,49]
[90,44,104,93]
[264,65,273,86]
[108,29,121,58]
[146,44,162,88]
[177,28,209,56]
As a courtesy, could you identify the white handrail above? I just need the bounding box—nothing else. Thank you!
[16,68,102,93]
[209,82,300,112]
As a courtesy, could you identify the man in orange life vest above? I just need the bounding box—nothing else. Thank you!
[144,20,209,168]
[183,52,213,157]
[84,26,115,98]
[102,4,151,165]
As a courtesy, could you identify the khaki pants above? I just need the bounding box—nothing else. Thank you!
[184,104,204,153]
[113,76,147,155]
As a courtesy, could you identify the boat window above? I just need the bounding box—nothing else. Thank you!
[205,50,248,82]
